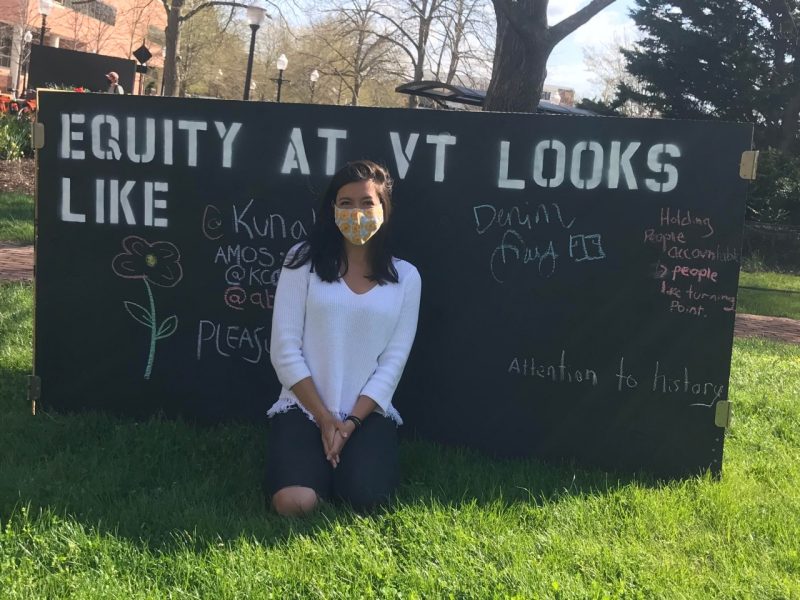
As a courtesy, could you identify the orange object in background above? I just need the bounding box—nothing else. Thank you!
[0,92,36,118]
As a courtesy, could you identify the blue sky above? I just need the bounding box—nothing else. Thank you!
[546,0,637,99]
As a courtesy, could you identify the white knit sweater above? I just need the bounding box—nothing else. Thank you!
[268,246,422,425]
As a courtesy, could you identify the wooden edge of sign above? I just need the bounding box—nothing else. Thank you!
[27,375,41,416]
[714,400,732,429]
[739,151,759,180]
[31,122,45,150]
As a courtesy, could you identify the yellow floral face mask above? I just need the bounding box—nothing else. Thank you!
[334,205,384,245]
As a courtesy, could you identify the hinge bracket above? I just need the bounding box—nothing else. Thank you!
[32,122,45,150]
[28,375,41,416]
[715,400,732,429]
[740,150,759,180]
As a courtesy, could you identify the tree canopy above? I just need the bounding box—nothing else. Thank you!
[619,0,800,151]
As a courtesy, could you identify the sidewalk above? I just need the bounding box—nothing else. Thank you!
[1,243,799,344]
[0,243,33,282]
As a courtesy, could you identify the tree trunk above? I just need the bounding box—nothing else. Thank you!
[406,58,424,108]
[406,18,429,109]
[483,12,548,112]
[162,0,183,97]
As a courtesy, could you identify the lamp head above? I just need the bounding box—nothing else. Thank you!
[246,5,266,26]
[276,54,288,71]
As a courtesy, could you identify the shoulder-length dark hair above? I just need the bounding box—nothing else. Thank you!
[285,160,399,284]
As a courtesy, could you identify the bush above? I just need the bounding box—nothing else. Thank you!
[742,221,800,273]
[748,148,800,226]
[0,114,33,161]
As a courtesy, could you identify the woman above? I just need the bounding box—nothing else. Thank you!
[266,160,422,515]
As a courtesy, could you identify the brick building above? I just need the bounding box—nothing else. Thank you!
[0,0,165,94]
[542,84,576,107]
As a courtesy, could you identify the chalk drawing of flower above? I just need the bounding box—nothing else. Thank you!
[112,236,183,380]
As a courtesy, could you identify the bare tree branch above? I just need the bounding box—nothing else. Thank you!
[180,1,252,22]
[549,0,616,45]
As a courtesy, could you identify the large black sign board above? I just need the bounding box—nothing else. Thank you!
[29,46,135,93]
[34,91,752,478]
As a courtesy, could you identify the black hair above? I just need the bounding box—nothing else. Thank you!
[284,160,399,284]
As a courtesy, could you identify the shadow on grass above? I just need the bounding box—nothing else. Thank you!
[0,360,663,554]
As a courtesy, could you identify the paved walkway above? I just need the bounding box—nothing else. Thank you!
[1,243,798,343]
[734,313,800,344]
[0,243,33,282]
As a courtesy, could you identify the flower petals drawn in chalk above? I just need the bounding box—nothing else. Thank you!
[112,236,183,288]
[112,236,183,380]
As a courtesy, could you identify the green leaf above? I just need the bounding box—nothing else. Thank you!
[156,315,178,339]
[123,301,153,327]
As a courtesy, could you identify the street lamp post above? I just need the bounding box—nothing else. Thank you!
[275,54,288,102]
[309,69,319,103]
[159,46,166,95]
[16,30,33,96]
[38,0,52,45]
[243,5,266,101]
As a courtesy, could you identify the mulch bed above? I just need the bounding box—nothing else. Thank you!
[0,159,35,195]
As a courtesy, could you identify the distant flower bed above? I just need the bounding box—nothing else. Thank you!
[0,114,33,161]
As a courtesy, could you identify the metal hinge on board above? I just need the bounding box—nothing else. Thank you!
[31,122,45,150]
[740,151,759,180]
[715,400,732,429]
[28,375,41,416]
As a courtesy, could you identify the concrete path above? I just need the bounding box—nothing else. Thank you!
[1,243,798,344]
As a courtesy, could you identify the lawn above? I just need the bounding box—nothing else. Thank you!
[738,270,800,320]
[0,192,34,245]
[1,281,799,598]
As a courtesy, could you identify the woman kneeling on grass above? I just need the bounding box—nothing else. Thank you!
[266,160,422,515]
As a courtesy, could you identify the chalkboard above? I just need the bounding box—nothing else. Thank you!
[29,46,135,93]
[34,91,753,478]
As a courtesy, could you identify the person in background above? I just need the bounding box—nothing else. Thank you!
[266,160,422,516]
[105,72,124,95]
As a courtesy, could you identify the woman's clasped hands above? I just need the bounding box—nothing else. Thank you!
[319,415,357,468]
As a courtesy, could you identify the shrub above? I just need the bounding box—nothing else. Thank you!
[748,148,800,226]
[0,114,33,161]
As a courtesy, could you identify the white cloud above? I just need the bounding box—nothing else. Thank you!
[546,63,598,99]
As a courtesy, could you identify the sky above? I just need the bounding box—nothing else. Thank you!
[546,0,638,100]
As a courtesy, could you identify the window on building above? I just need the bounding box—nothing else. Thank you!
[541,91,551,101]
[60,38,87,52]
[0,23,13,68]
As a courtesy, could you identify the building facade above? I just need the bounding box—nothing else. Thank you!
[0,0,165,94]
[542,84,576,107]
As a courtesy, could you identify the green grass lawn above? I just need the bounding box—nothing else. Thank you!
[739,271,800,293]
[0,192,34,245]
[738,270,800,320]
[1,281,799,598]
